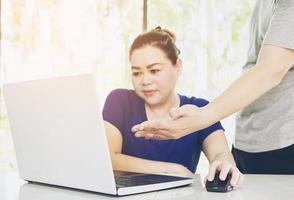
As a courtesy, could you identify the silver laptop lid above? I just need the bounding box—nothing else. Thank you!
[3,74,116,195]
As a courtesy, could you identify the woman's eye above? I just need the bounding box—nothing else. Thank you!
[132,72,141,76]
[150,69,160,74]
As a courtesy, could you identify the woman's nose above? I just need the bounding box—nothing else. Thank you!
[142,73,153,85]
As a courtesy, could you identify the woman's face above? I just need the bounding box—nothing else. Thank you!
[130,45,181,107]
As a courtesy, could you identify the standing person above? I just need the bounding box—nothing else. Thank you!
[132,0,294,174]
[103,27,243,189]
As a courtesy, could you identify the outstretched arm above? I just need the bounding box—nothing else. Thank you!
[203,44,294,126]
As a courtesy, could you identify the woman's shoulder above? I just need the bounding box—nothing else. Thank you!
[103,89,145,127]
[105,89,143,107]
[107,88,137,100]
[179,94,210,107]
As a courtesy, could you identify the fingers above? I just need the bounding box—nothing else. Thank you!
[169,107,183,119]
[223,164,244,189]
[219,163,231,181]
[132,120,164,133]
[229,167,240,186]
[207,160,221,181]
[206,160,244,190]
[132,120,173,140]
[131,123,146,132]
[135,132,153,140]
[131,112,194,140]
[232,171,244,190]
[134,130,170,140]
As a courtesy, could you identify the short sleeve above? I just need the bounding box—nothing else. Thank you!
[263,1,294,50]
[198,121,224,145]
[102,89,127,134]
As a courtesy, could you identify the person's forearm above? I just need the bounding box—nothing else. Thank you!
[211,152,236,166]
[204,63,286,125]
[203,130,236,166]
[111,153,184,174]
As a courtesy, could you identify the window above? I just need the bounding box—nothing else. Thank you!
[0,0,254,172]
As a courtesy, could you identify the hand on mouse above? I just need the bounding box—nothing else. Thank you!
[204,160,244,190]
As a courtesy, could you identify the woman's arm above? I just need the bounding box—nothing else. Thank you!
[104,121,192,176]
[204,44,294,125]
[202,130,244,189]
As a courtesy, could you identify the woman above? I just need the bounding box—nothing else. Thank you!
[103,27,243,189]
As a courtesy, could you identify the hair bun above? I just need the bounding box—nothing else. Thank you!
[153,26,176,43]
[154,26,162,31]
[130,26,180,64]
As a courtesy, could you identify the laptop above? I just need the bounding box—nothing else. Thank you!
[3,74,193,196]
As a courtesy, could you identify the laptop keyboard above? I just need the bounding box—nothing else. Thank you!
[115,176,157,187]
[114,173,189,188]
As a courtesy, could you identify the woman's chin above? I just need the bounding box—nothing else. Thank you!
[144,98,161,106]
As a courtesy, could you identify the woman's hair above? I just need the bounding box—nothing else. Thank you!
[129,26,180,65]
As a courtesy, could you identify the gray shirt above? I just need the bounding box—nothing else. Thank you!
[235,0,294,152]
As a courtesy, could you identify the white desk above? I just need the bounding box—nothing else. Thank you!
[1,171,294,200]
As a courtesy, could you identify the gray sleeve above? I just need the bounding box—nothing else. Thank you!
[263,0,294,50]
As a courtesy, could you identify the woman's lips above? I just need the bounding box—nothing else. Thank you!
[143,90,157,96]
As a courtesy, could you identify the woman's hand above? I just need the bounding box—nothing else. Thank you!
[132,104,214,140]
[205,160,244,190]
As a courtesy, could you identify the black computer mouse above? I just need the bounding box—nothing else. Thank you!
[205,171,233,193]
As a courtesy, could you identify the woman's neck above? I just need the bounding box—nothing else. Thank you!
[145,94,180,120]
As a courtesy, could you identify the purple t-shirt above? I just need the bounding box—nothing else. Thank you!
[103,89,224,172]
